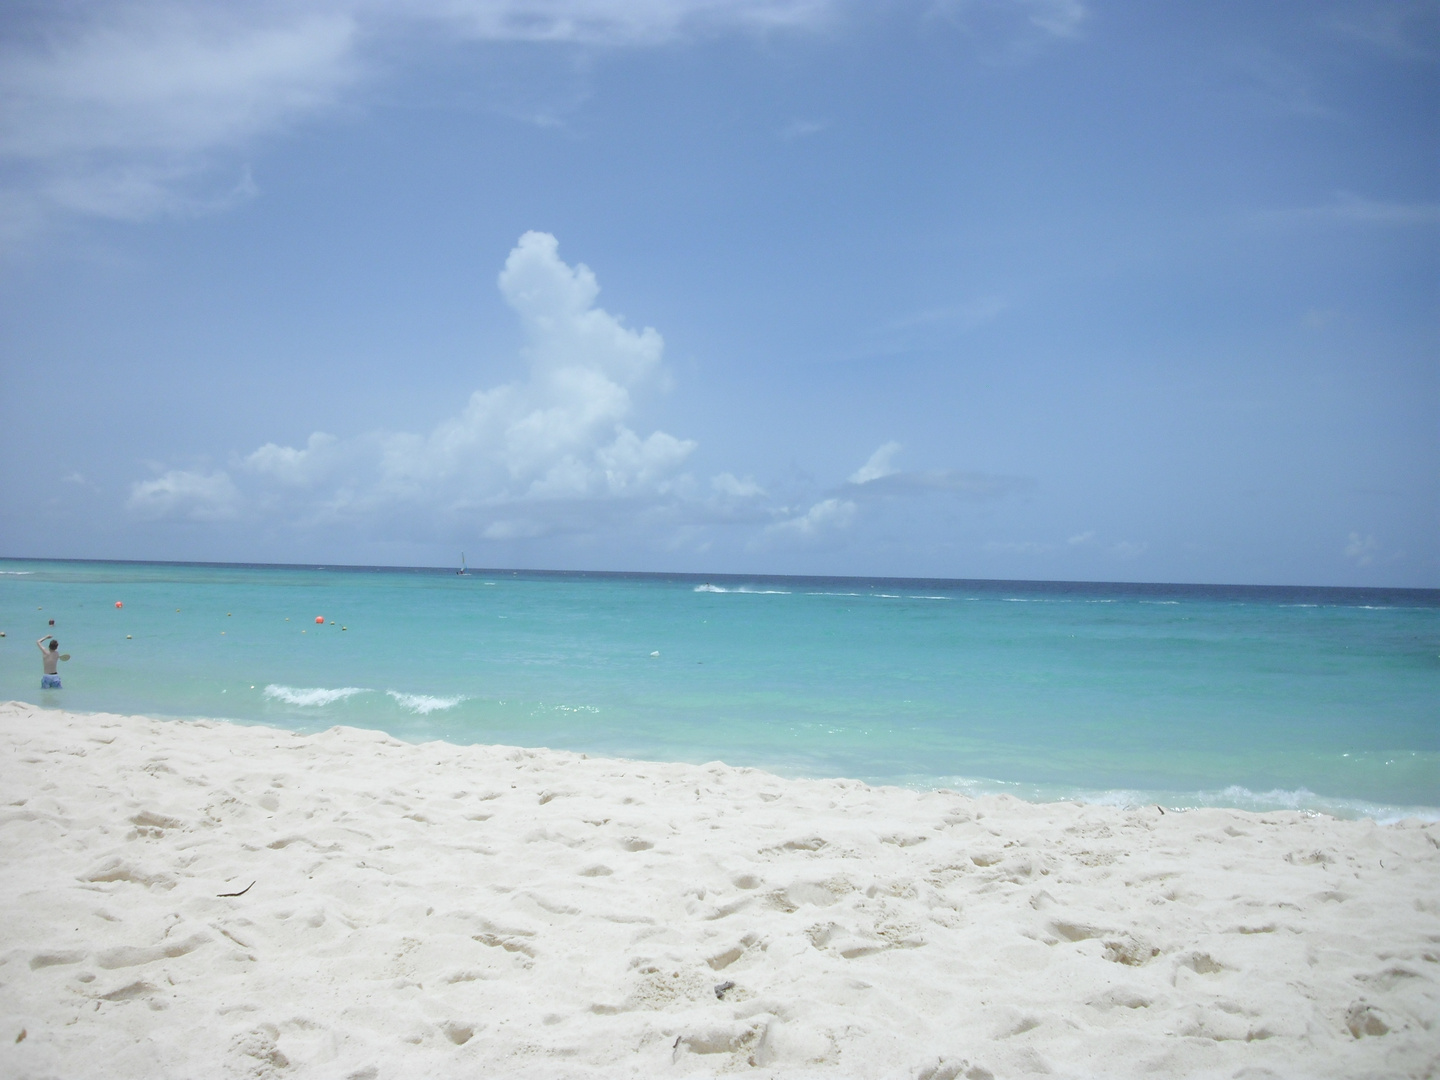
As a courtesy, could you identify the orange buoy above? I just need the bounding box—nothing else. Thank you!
[115,601,123,609]
[315,615,325,624]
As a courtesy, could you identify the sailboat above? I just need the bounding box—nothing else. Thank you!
[457,553,467,576]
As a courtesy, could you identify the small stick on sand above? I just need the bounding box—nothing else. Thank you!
[217,881,255,898]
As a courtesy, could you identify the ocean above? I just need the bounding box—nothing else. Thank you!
[2,559,1436,821]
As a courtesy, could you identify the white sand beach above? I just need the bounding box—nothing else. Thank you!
[1,702,1436,1079]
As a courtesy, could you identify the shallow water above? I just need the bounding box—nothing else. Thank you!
[2,559,1436,820]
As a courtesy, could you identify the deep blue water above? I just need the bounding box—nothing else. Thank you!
[2,559,1436,820]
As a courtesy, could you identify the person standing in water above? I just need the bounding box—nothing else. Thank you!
[37,633,66,689]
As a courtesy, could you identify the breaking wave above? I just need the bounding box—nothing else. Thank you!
[386,691,466,715]
[263,684,368,707]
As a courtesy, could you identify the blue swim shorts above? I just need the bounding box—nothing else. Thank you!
[41,674,61,689]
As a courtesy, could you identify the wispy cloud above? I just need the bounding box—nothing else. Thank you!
[404,0,837,45]
[0,6,358,234]
[840,442,1033,502]
[0,0,836,239]
[1344,531,1379,567]
[926,0,1088,57]
[1329,1,1440,61]
[982,531,1145,559]
[1,0,1094,241]
[1021,0,1085,37]
[779,118,829,139]
[888,294,1008,333]
[848,442,901,484]
[1257,193,1440,228]
[1223,43,1336,119]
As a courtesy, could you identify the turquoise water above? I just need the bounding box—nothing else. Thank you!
[2,559,1437,820]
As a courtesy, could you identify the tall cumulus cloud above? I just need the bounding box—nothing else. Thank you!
[130,232,701,539]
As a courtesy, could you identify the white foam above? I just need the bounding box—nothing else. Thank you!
[694,584,790,594]
[920,775,1440,824]
[0,571,33,575]
[263,684,368,707]
[1084,784,1439,825]
[385,691,466,715]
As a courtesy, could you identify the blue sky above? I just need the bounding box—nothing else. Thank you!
[1,0,1435,585]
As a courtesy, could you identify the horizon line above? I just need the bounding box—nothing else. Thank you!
[1,555,1436,599]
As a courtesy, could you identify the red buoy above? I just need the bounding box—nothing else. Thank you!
[115,601,123,608]
[315,615,324,624]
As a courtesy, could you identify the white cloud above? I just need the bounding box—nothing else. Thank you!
[0,0,835,236]
[1344,532,1378,566]
[0,6,358,226]
[711,472,765,498]
[0,0,1092,240]
[246,432,341,486]
[766,497,856,539]
[1110,540,1148,559]
[128,468,241,520]
[849,441,902,484]
[133,232,695,540]
[124,236,1029,553]
[1066,529,1095,545]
